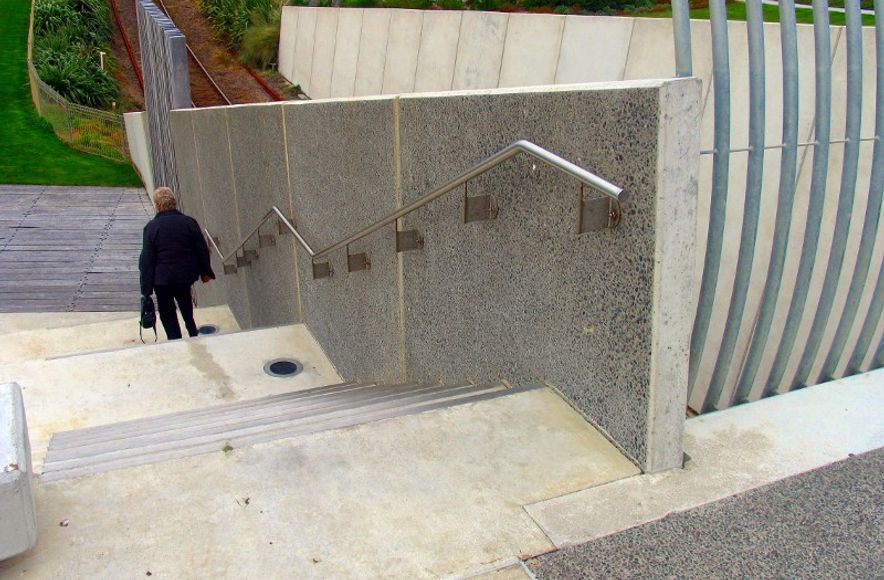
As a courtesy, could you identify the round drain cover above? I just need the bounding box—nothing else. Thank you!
[197,324,219,335]
[264,359,303,378]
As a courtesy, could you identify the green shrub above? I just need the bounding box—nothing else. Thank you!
[200,0,282,48]
[35,50,118,108]
[437,0,464,8]
[32,0,118,108]
[239,14,280,69]
[341,0,380,6]
[382,0,432,7]
[468,0,503,10]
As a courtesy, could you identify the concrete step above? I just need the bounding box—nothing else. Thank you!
[40,382,533,482]
[0,304,239,364]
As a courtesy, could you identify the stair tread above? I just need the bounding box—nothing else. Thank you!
[46,383,486,462]
[41,382,538,481]
[39,384,540,482]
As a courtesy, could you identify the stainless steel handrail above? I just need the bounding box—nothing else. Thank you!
[204,139,623,266]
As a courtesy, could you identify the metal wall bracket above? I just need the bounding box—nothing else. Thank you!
[223,263,238,275]
[578,187,622,234]
[235,254,250,267]
[243,249,258,261]
[464,184,498,223]
[396,229,424,253]
[312,261,333,279]
[347,251,370,273]
[259,234,276,248]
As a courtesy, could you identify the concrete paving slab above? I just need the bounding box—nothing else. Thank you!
[0,387,638,578]
[0,325,341,470]
[524,368,884,548]
[0,305,238,364]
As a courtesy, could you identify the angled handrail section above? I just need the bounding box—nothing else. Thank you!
[204,139,624,274]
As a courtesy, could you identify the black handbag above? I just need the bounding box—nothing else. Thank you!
[140,295,157,343]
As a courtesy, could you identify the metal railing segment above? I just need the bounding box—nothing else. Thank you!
[763,0,834,396]
[688,0,732,394]
[204,140,623,272]
[733,0,802,404]
[703,0,767,411]
[792,0,865,388]
[821,0,884,380]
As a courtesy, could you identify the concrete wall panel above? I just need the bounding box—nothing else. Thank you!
[309,9,340,99]
[283,99,401,381]
[226,103,300,328]
[451,11,508,90]
[397,81,699,469]
[413,11,462,93]
[124,112,154,192]
[278,7,299,82]
[183,108,252,327]
[381,10,424,94]
[498,13,564,88]
[329,9,363,98]
[353,9,391,97]
[555,16,633,84]
[168,115,225,308]
[293,8,319,94]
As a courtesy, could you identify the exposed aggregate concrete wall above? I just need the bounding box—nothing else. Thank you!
[169,79,701,471]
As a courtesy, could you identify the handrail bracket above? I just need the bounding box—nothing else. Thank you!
[396,228,424,253]
[346,245,370,273]
[578,184,622,234]
[463,182,498,223]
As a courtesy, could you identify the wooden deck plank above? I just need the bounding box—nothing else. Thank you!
[0,185,150,313]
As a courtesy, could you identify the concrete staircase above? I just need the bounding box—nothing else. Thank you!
[41,381,535,482]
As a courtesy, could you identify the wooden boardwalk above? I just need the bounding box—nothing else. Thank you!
[0,185,151,312]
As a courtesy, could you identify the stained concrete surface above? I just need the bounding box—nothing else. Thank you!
[0,324,341,470]
[0,387,638,578]
[0,305,238,364]
[527,448,884,579]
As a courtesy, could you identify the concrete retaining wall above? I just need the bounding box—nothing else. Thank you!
[170,79,702,471]
[123,112,154,193]
[0,383,36,560]
[277,8,884,408]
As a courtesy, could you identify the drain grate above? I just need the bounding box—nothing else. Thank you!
[263,359,302,378]
[197,324,219,335]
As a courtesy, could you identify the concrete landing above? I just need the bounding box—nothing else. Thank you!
[0,305,238,364]
[0,324,341,470]
[523,368,884,548]
[0,387,638,578]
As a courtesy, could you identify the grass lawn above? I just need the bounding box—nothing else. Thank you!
[641,1,876,26]
[0,0,141,186]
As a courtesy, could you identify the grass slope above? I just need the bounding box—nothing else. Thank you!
[0,0,141,186]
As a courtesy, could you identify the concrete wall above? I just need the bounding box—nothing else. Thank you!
[123,112,155,193]
[170,79,702,472]
[0,383,37,560]
[277,8,884,409]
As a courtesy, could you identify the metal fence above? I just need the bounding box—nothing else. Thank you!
[672,0,883,413]
[27,62,130,163]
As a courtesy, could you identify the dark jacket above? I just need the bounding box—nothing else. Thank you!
[139,209,215,296]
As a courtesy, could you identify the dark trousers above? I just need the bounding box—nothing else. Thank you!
[154,284,197,340]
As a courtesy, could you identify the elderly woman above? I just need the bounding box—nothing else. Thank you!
[139,187,215,340]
